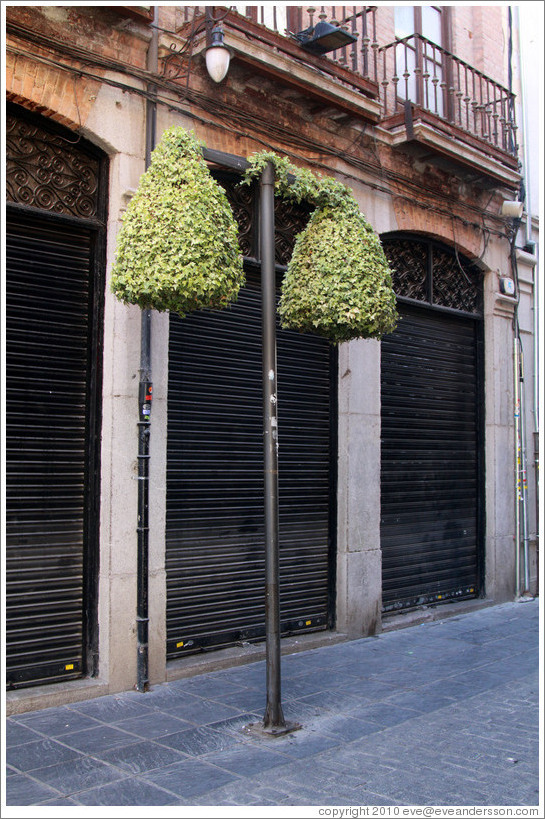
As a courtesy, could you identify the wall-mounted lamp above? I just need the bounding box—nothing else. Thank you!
[295,21,357,56]
[160,9,231,90]
[205,26,231,83]
[501,200,524,219]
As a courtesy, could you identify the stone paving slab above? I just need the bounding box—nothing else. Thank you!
[4,599,541,810]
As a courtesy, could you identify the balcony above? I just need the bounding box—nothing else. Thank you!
[172,6,519,185]
[378,33,520,184]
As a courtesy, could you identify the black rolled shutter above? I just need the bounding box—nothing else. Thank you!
[6,212,95,687]
[166,268,334,657]
[380,303,481,611]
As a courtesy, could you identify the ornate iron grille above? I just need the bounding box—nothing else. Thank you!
[274,198,313,266]
[432,247,481,314]
[6,111,100,219]
[382,236,481,315]
[217,172,313,265]
[215,173,257,258]
[383,238,428,302]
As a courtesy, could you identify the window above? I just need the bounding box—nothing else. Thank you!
[394,6,452,118]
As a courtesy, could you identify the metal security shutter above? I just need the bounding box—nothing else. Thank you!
[6,211,94,687]
[381,303,482,611]
[166,267,334,657]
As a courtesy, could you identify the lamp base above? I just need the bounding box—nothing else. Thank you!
[242,720,302,738]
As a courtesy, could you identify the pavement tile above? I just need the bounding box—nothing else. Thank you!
[348,701,420,727]
[5,720,43,747]
[156,724,243,756]
[211,664,266,691]
[281,671,354,698]
[5,773,60,806]
[251,728,340,759]
[68,695,156,723]
[13,706,103,737]
[58,724,139,754]
[207,711,263,736]
[166,695,244,725]
[201,743,288,776]
[130,684,187,709]
[333,678,404,698]
[28,755,126,794]
[417,677,478,701]
[306,713,382,742]
[207,687,266,712]
[168,675,246,699]
[141,757,239,799]
[98,739,188,773]
[36,796,81,805]
[381,688,453,712]
[113,710,193,739]
[7,737,84,772]
[294,688,365,713]
[74,777,182,805]
[279,698,329,723]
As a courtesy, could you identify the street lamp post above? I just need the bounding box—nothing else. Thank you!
[245,161,300,737]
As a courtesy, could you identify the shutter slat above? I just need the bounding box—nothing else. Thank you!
[381,304,480,611]
[166,269,333,656]
[6,210,92,688]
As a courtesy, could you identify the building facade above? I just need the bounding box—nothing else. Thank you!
[4,4,540,712]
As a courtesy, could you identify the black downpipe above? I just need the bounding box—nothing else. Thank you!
[136,6,158,694]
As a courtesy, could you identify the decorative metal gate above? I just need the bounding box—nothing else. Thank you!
[5,104,106,688]
[380,236,484,612]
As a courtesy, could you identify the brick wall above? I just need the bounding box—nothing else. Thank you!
[6,5,150,128]
[452,5,509,88]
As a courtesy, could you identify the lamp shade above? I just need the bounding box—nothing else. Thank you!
[501,200,524,219]
[205,27,231,82]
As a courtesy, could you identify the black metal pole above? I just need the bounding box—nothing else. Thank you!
[254,164,301,738]
[260,161,285,730]
[136,5,158,693]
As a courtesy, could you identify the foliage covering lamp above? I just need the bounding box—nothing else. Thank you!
[110,126,244,316]
[244,152,398,344]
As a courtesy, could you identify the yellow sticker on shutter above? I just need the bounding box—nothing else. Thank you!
[65,664,74,670]
[176,641,184,648]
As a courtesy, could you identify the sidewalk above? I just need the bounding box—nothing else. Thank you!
[4,599,541,811]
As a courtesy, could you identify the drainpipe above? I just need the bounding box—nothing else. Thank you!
[518,343,531,594]
[514,336,521,598]
[136,5,158,694]
[514,4,539,591]
[510,6,537,598]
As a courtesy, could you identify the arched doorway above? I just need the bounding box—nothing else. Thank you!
[380,235,484,612]
[5,103,108,687]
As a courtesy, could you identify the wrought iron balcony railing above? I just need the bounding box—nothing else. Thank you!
[377,34,517,156]
[176,7,518,158]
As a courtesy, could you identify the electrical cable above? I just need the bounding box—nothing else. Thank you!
[6,27,512,242]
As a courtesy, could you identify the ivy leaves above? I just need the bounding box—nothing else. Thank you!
[243,152,397,343]
[279,206,397,342]
[111,133,397,343]
[110,127,244,316]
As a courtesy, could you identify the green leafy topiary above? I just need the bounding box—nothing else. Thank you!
[243,151,397,343]
[279,205,398,342]
[111,126,244,316]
